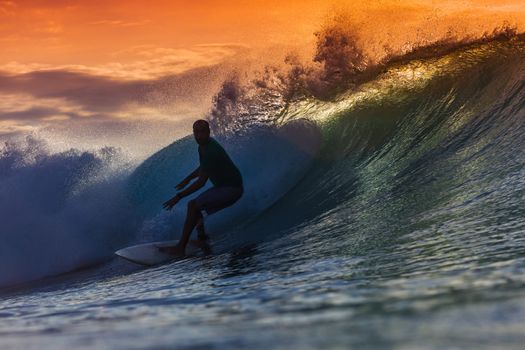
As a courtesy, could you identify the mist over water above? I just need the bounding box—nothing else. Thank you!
[0,137,138,287]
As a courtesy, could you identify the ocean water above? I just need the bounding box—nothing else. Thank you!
[1,36,525,349]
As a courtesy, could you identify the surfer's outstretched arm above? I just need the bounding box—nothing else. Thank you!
[176,167,200,190]
[163,171,209,210]
[177,170,208,199]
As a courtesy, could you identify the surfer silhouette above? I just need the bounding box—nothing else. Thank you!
[161,119,243,255]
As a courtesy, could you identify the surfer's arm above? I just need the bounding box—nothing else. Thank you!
[176,167,200,190]
[177,170,208,198]
[163,170,208,210]
[186,167,200,181]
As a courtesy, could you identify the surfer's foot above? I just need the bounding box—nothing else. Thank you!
[197,232,209,242]
[158,244,185,256]
[190,239,212,255]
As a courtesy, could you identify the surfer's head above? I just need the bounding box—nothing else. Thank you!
[193,119,210,145]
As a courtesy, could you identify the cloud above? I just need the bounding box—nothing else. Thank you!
[1,44,248,79]
[0,42,251,149]
[35,20,63,33]
[0,60,233,110]
[0,1,16,16]
[89,19,152,27]
[0,55,240,144]
[0,62,227,156]
[0,107,71,121]
[0,43,251,145]
[0,42,248,108]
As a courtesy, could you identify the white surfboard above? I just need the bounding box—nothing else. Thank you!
[115,240,203,266]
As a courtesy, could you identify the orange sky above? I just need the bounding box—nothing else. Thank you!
[0,1,328,65]
[1,1,524,73]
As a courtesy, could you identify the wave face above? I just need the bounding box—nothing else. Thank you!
[130,36,525,263]
[263,37,525,229]
[232,37,525,270]
[2,36,524,288]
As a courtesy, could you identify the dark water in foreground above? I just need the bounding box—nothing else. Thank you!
[1,37,525,349]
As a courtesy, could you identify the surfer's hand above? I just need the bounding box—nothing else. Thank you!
[162,195,180,210]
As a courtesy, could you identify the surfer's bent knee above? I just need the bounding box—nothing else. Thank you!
[187,199,202,214]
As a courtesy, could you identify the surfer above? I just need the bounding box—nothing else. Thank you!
[161,119,243,255]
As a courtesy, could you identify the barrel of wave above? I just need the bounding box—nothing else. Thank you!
[126,119,322,241]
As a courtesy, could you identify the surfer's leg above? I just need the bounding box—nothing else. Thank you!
[197,187,243,214]
[192,186,243,244]
[175,199,201,253]
[196,219,208,241]
[195,211,209,241]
